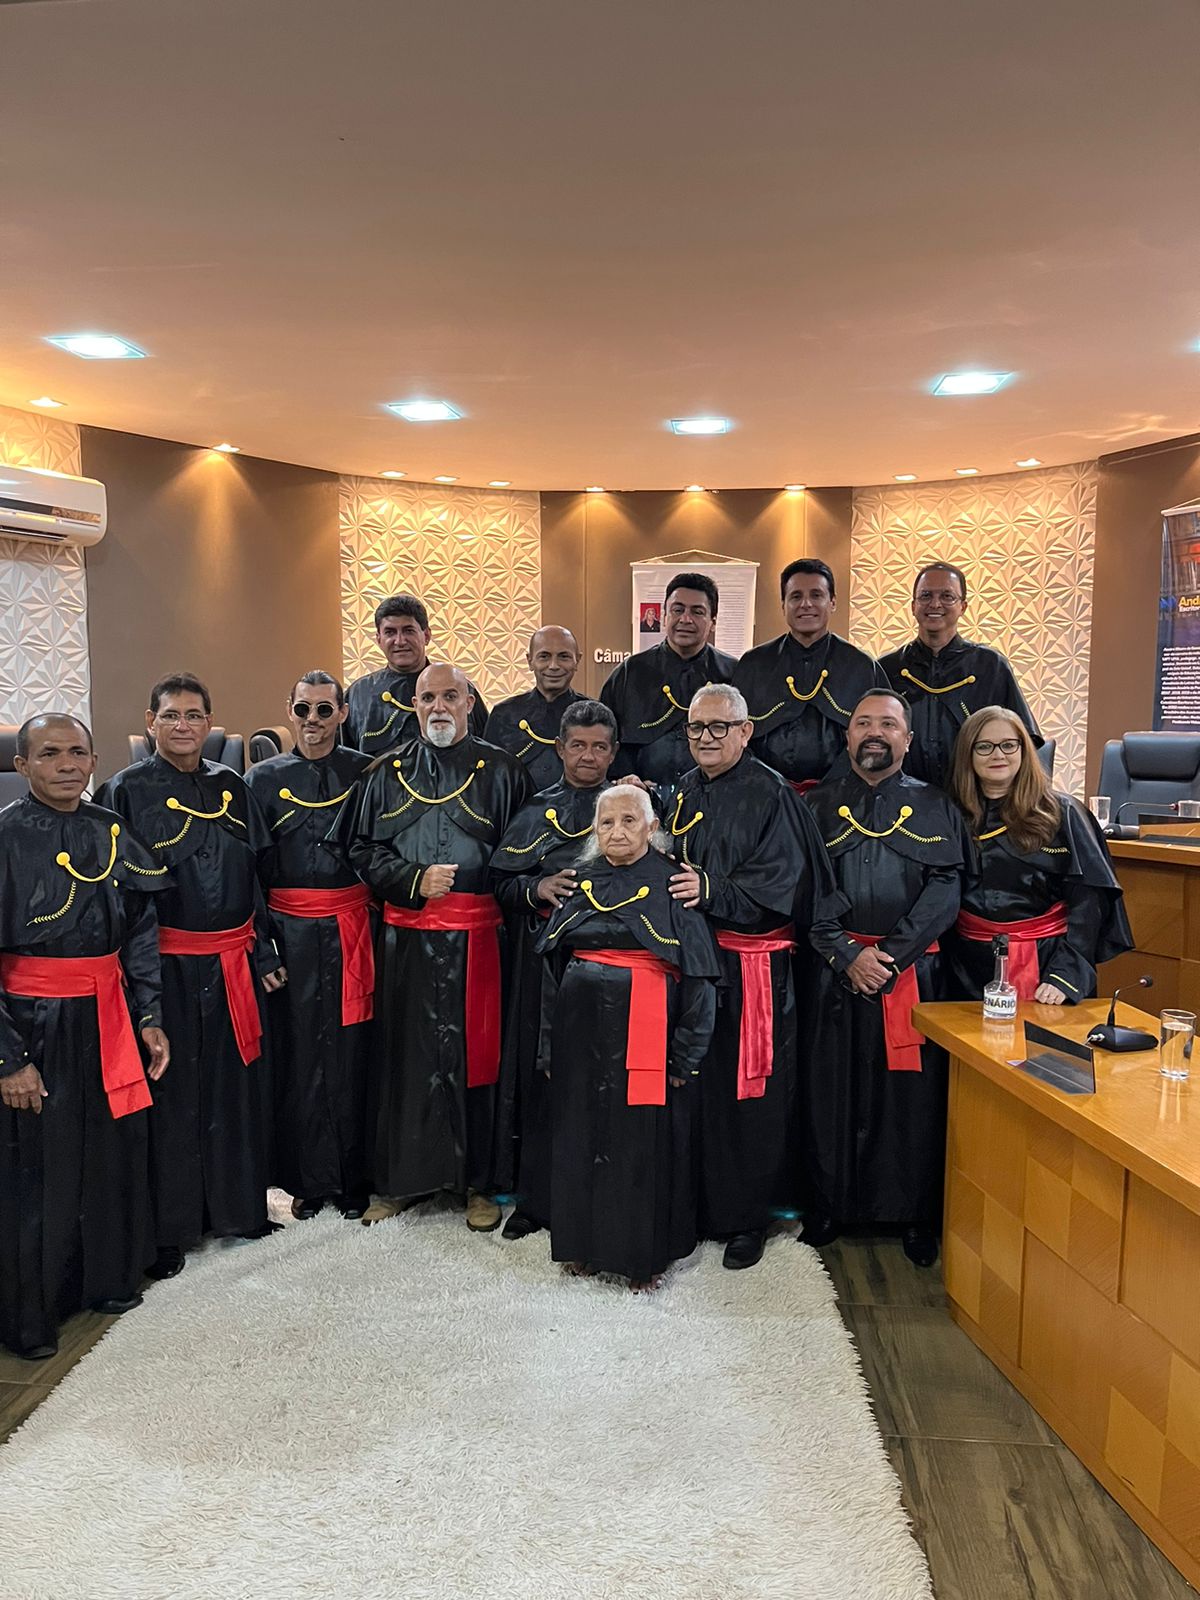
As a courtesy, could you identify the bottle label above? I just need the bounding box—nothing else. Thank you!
[983,990,1018,1020]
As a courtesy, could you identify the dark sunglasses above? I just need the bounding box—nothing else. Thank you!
[292,701,338,720]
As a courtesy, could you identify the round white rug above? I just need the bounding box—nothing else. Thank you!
[0,1200,932,1600]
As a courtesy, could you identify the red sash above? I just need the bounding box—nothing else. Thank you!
[846,931,939,1072]
[384,893,502,1087]
[788,779,819,796]
[574,949,679,1106]
[268,885,375,1025]
[955,903,1068,1001]
[714,926,795,1099]
[0,951,152,1120]
[158,916,262,1066]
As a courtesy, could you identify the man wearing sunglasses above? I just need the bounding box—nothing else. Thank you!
[245,672,374,1223]
[344,593,488,753]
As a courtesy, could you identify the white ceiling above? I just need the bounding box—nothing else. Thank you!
[3,0,1200,489]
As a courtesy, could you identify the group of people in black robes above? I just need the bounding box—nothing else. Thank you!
[0,557,1135,1352]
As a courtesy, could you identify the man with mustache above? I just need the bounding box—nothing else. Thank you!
[483,625,586,790]
[334,663,530,1231]
[343,593,489,753]
[799,691,966,1268]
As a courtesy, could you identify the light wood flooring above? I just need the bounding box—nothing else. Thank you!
[0,1237,1195,1598]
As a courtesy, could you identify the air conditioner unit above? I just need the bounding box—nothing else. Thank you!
[0,462,107,547]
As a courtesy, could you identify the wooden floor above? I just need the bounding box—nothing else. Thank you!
[0,1238,1196,1599]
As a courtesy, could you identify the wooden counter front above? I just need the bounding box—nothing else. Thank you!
[1101,838,1200,1014]
[914,998,1200,1588]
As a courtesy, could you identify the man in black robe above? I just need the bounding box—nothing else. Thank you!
[491,699,618,1238]
[0,714,170,1358]
[95,673,285,1279]
[336,663,530,1230]
[599,571,738,784]
[343,593,488,752]
[879,561,1041,785]
[245,671,374,1221]
[483,625,586,790]
[660,683,839,1269]
[801,691,966,1267]
[734,558,886,792]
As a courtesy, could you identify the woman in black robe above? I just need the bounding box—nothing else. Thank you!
[536,785,718,1289]
[944,707,1133,1002]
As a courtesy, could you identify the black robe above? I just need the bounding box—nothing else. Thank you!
[733,632,886,786]
[490,778,603,1221]
[0,797,167,1354]
[335,735,530,1199]
[343,665,489,753]
[599,640,738,785]
[483,686,587,792]
[947,794,1133,1002]
[878,635,1041,786]
[536,851,718,1280]
[94,756,277,1247]
[245,747,373,1200]
[658,756,841,1234]
[802,771,966,1228]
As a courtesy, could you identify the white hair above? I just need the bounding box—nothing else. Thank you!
[579,783,672,860]
[689,681,748,722]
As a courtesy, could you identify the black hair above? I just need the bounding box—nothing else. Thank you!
[149,672,211,715]
[780,558,836,602]
[374,593,430,632]
[291,669,345,708]
[851,689,913,731]
[16,712,94,759]
[664,571,719,618]
[913,562,968,604]
[559,700,618,744]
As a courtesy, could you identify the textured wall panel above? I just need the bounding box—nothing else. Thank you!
[339,477,542,704]
[0,404,90,727]
[850,462,1097,797]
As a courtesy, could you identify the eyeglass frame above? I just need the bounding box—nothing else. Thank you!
[153,709,210,726]
[685,719,742,741]
[291,700,339,720]
[972,738,1022,756]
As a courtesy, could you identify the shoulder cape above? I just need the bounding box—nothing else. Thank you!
[536,848,719,976]
[94,757,266,867]
[735,632,881,732]
[805,771,966,867]
[600,642,739,748]
[491,780,599,876]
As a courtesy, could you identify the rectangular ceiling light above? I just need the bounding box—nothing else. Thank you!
[669,416,730,435]
[46,333,145,360]
[387,399,463,422]
[933,371,1011,396]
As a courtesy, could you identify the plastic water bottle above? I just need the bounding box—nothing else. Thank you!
[983,934,1017,1021]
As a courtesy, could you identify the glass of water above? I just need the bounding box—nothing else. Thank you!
[1089,796,1111,828]
[1159,1009,1195,1080]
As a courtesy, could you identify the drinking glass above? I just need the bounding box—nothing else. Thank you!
[1177,800,1200,820]
[1088,796,1111,827]
[1159,1009,1195,1080]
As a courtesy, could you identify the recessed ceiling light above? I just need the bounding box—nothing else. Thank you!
[29,395,66,409]
[670,416,730,435]
[684,484,706,492]
[488,480,511,488]
[379,469,407,479]
[46,332,146,360]
[955,466,980,476]
[933,371,1011,396]
[585,485,605,493]
[1015,457,1042,468]
[783,483,806,492]
[894,473,918,482]
[386,399,463,422]
[212,442,240,453]
[433,474,457,483]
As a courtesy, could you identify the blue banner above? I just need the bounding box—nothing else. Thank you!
[1154,506,1200,731]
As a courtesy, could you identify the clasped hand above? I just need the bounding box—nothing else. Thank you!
[846,947,895,996]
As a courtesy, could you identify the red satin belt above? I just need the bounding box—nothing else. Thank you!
[0,951,151,1120]
[384,893,502,1088]
[575,948,679,1106]
[846,931,940,1072]
[158,916,262,1066]
[788,779,820,796]
[714,926,796,1100]
[268,885,375,1026]
[955,903,1067,1002]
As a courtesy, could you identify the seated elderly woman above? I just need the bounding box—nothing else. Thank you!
[535,783,718,1290]
[945,706,1132,1004]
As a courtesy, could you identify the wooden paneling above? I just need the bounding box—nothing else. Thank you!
[1122,1177,1200,1367]
[1101,844,1200,1023]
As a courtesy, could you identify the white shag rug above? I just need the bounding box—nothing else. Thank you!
[0,1198,932,1600]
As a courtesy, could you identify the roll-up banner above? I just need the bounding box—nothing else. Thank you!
[629,556,758,658]
[1154,502,1200,731]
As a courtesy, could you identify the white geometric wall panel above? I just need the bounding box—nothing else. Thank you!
[850,461,1097,799]
[339,477,542,705]
[0,403,90,729]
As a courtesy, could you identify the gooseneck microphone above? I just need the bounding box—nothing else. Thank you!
[1086,975,1157,1052]
[1105,801,1178,839]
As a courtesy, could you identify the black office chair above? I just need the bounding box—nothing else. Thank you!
[1035,737,1056,781]
[248,725,295,764]
[0,726,27,806]
[1097,732,1200,833]
[128,727,246,774]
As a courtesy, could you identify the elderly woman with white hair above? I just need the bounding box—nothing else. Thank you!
[535,784,719,1289]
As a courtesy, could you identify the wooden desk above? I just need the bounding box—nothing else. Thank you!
[914,998,1200,1588]
[1101,839,1200,1013]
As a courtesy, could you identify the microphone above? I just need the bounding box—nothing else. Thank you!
[1086,975,1157,1052]
[1105,801,1178,839]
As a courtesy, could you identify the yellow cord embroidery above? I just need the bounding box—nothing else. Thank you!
[976,825,1007,841]
[362,709,398,741]
[56,822,120,883]
[545,907,586,942]
[278,786,352,809]
[1048,972,1079,992]
[515,741,536,760]
[28,880,77,925]
[821,684,852,716]
[120,858,168,876]
[517,719,556,746]
[786,670,827,702]
[748,699,786,722]
[270,810,297,831]
[154,789,243,848]
[899,668,977,695]
[456,797,493,826]
[638,685,688,729]
[545,807,591,840]
[827,804,946,847]
[1042,845,1070,855]
[393,758,485,806]
[501,831,552,856]
[153,814,192,849]
[383,690,415,713]
[639,913,680,947]
[579,879,651,913]
[379,796,416,821]
[669,793,704,836]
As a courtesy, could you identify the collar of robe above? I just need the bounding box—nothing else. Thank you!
[8,803,168,940]
[365,743,500,845]
[738,633,878,732]
[112,758,254,864]
[809,774,964,866]
[535,851,720,977]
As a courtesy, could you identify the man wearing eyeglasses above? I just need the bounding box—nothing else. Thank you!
[659,684,839,1270]
[344,593,488,753]
[245,672,374,1224]
[878,561,1041,785]
[95,673,285,1280]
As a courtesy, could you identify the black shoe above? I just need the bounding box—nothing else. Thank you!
[502,1209,544,1241]
[240,1220,284,1241]
[290,1195,324,1220]
[902,1228,939,1268]
[94,1293,143,1316]
[798,1214,841,1248]
[722,1231,766,1270]
[146,1245,185,1281]
[336,1191,371,1220]
[17,1342,57,1362]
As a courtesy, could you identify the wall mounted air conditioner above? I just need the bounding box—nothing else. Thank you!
[0,462,107,546]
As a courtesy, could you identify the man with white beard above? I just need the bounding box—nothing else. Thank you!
[332,663,530,1231]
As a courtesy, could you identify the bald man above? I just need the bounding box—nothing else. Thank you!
[483,626,586,791]
[332,663,530,1231]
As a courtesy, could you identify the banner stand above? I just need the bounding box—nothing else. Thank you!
[629,549,758,658]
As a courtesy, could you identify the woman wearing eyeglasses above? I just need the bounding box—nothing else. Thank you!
[945,707,1131,1005]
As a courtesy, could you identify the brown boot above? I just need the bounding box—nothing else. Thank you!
[465,1190,502,1232]
[361,1196,405,1227]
